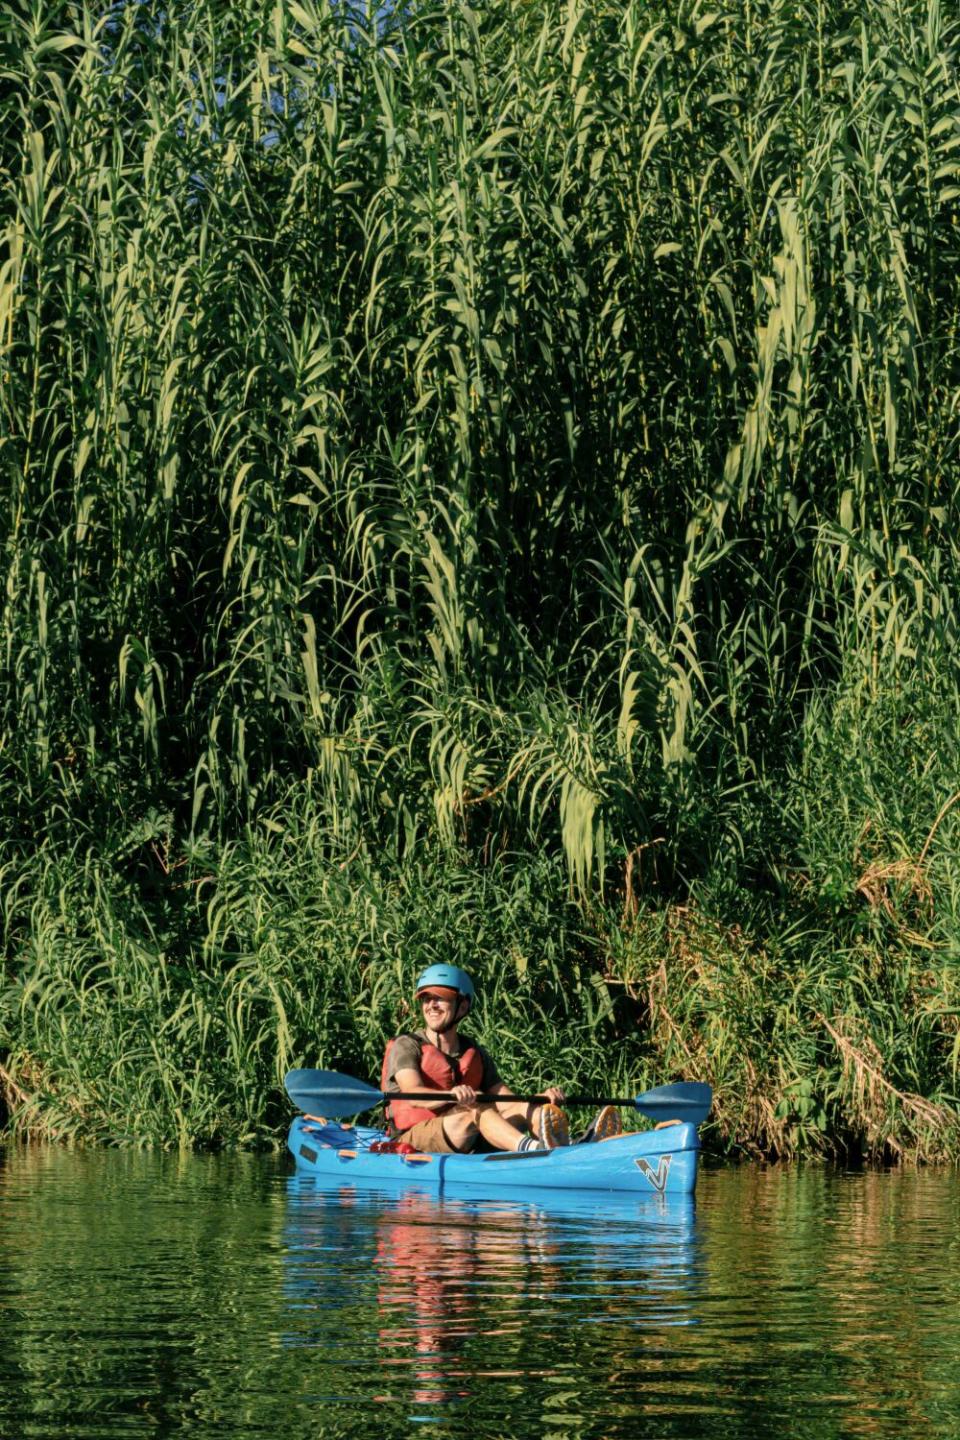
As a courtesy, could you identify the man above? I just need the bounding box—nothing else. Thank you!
[381,964,621,1154]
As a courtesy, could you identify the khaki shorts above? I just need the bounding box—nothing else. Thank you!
[403,1114,467,1154]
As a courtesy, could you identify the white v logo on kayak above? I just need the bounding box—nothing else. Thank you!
[634,1154,672,1192]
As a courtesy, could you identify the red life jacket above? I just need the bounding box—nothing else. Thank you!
[380,1034,485,1133]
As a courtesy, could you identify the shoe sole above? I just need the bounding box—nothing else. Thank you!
[592,1107,623,1143]
[539,1104,570,1148]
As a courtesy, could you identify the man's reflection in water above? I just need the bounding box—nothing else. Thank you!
[373,1190,544,1405]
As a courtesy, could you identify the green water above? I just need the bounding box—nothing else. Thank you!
[2,1147,959,1439]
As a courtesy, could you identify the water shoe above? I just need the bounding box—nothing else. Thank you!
[591,1105,623,1141]
[537,1102,570,1148]
[576,1104,624,1143]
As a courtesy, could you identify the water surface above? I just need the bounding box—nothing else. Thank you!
[1,1145,958,1438]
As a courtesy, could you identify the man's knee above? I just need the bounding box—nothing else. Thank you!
[448,1105,481,1132]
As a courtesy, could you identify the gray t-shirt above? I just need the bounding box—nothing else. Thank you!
[385,1030,500,1093]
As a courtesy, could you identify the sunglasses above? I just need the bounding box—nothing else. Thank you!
[419,991,458,1006]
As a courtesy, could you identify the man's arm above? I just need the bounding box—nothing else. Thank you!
[393,1065,477,1110]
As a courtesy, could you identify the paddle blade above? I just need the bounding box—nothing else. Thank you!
[634,1081,712,1127]
[284,1068,385,1118]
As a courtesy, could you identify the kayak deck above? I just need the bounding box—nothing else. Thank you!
[288,1115,700,1197]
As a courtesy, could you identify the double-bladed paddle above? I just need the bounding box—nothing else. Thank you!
[284,1068,712,1127]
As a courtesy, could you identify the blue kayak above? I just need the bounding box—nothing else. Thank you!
[288,1115,700,1198]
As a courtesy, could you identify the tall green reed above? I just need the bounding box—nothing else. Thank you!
[2,0,957,876]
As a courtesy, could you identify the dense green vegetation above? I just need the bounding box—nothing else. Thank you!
[2,0,960,1157]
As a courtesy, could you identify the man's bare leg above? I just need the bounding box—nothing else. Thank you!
[441,1104,532,1152]
[442,1100,565,1153]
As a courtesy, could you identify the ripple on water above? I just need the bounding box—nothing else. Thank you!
[1,1146,959,1438]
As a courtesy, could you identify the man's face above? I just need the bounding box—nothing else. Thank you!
[419,987,461,1026]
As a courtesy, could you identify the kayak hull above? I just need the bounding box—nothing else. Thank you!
[287,1115,700,1197]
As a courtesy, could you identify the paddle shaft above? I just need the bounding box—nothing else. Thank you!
[385,1091,643,1108]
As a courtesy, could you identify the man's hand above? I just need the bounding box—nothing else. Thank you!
[539,1086,565,1105]
[451,1083,478,1105]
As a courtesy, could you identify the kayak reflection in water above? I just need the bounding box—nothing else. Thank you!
[382,965,621,1155]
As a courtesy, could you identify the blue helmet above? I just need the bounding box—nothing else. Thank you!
[415,964,475,1004]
